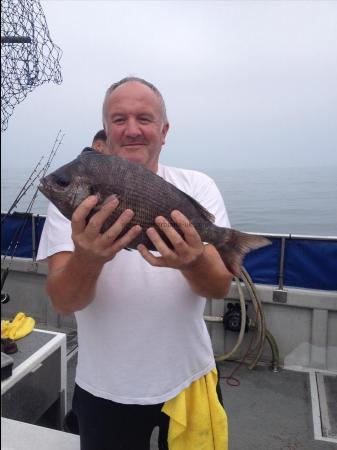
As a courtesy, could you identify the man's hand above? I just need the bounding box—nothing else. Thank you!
[71,195,142,266]
[46,195,142,314]
[136,210,205,270]
[137,209,232,298]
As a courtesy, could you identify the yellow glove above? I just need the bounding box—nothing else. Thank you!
[1,312,35,340]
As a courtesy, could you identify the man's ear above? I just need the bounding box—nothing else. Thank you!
[92,141,106,153]
[161,122,170,146]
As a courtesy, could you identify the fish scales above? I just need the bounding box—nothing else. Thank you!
[110,169,193,250]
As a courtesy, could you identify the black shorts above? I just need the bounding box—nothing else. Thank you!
[72,369,224,450]
[72,383,169,450]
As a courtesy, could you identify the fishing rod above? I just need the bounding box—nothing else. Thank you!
[11,164,48,210]
[2,130,65,262]
[39,129,65,180]
[20,131,65,261]
[1,131,65,272]
[2,130,63,221]
[1,162,49,224]
[1,156,45,223]
[2,130,64,223]
[20,129,65,218]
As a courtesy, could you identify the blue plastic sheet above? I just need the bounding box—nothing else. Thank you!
[284,239,337,291]
[243,238,280,286]
[1,213,336,291]
[244,236,337,290]
[1,213,46,258]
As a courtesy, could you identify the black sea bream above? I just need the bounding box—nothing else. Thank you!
[38,150,270,276]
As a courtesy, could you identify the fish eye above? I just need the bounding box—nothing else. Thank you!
[54,173,70,188]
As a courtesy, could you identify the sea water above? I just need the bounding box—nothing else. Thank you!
[1,165,336,236]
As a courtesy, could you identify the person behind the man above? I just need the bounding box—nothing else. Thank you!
[37,77,233,450]
[81,128,107,154]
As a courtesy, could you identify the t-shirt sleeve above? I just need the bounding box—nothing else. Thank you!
[36,202,74,261]
[192,173,231,229]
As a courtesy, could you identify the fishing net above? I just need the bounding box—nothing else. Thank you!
[1,0,62,132]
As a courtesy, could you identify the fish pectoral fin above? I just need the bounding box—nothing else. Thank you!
[101,194,120,206]
[92,194,120,212]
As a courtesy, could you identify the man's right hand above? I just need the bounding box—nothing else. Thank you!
[46,195,142,315]
[71,195,142,266]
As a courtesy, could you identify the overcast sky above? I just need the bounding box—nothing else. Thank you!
[1,0,337,172]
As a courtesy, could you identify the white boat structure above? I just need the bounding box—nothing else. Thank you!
[1,211,336,449]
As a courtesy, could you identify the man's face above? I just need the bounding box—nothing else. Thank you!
[103,81,169,172]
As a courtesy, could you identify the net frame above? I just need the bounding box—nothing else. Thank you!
[1,0,62,132]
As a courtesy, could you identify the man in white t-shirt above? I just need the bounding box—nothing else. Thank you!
[37,77,233,450]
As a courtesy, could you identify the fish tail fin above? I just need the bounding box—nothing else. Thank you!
[216,228,271,277]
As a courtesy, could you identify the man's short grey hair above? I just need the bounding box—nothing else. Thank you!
[102,76,168,127]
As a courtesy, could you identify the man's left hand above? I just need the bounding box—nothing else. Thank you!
[137,210,205,270]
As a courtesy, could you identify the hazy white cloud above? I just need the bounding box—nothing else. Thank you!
[1,0,337,171]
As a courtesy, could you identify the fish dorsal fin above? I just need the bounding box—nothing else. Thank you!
[179,190,215,223]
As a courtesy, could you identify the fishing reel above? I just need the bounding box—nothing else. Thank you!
[1,293,10,304]
[1,268,10,304]
[223,302,250,333]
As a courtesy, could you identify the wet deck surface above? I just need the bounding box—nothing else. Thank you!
[66,351,336,449]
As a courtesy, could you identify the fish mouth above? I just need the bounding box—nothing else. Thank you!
[38,176,60,197]
[38,178,48,194]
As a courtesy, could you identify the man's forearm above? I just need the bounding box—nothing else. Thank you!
[47,253,104,314]
[181,244,233,299]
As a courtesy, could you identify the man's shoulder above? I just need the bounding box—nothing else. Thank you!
[46,202,70,224]
[158,164,214,186]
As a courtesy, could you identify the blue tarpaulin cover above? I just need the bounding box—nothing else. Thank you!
[1,213,45,258]
[1,213,336,291]
[243,238,280,286]
[284,239,337,291]
[244,236,337,290]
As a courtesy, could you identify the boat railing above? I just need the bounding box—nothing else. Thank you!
[1,211,337,291]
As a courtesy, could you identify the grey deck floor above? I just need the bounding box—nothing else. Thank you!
[66,352,336,450]
[216,362,336,450]
[324,374,337,439]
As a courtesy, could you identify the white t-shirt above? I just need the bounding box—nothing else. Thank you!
[37,163,230,405]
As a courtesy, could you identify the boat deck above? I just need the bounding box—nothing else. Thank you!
[64,336,336,450]
[215,361,336,450]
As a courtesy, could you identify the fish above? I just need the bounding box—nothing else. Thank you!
[38,149,270,276]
